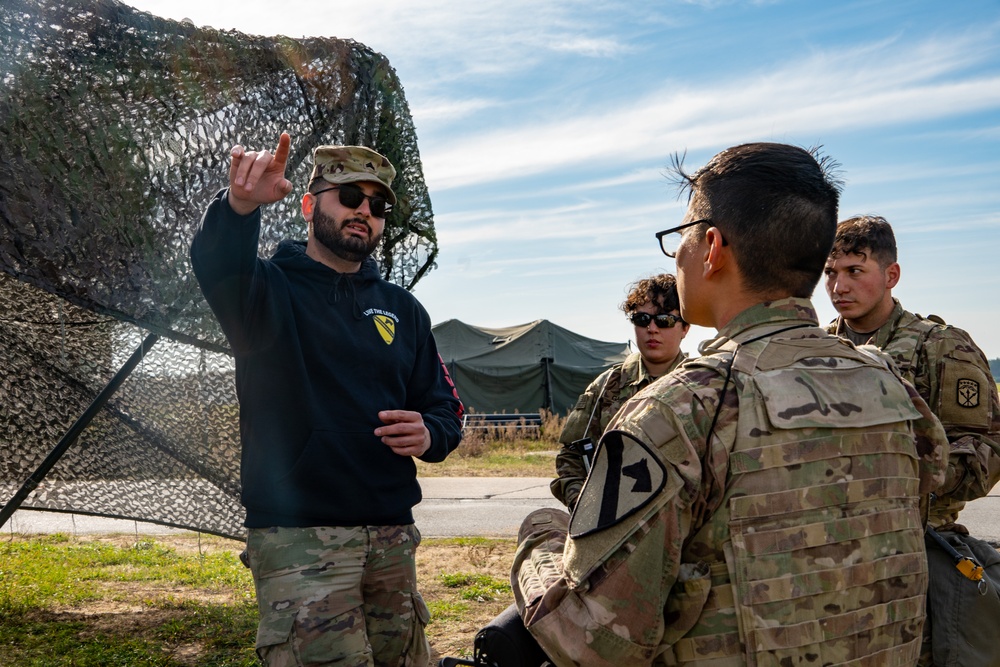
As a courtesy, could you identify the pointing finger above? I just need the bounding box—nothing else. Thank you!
[273,132,291,169]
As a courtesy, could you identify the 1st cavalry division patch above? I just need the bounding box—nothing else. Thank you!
[374,315,395,345]
[569,430,666,538]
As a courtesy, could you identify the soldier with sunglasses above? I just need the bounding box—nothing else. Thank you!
[551,275,690,510]
[191,133,463,667]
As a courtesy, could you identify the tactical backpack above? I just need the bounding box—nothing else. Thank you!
[924,527,1000,667]
[438,603,551,667]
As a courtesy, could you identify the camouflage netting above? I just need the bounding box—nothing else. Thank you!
[0,0,438,538]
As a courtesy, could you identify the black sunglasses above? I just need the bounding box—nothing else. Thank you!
[629,312,683,328]
[313,183,392,218]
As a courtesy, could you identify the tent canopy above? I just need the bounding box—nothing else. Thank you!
[433,319,629,416]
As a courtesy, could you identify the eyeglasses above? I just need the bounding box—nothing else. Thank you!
[313,184,392,218]
[628,312,683,328]
[655,219,711,258]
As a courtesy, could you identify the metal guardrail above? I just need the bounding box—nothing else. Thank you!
[462,413,543,431]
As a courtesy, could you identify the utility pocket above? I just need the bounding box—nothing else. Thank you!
[254,609,295,660]
[403,592,432,666]
[662,561,712,646]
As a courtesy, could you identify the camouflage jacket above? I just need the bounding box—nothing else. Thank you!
[551,351,686,509]
[513,298,947,667]
[828,299,1000,528]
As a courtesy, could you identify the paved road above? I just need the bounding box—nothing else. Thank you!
[5,477,999,542]
[2,477,563,540]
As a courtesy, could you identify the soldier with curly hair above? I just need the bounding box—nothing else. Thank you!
[551,274,689,510]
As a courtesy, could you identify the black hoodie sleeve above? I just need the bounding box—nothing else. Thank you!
[190,189,273,354]
[407,313,464,463]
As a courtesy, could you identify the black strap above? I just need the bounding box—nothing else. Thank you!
[926,526,987,590]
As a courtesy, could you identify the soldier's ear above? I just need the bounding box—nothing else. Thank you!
[703,227,729,279]
[885,262,900,289]
[301,192,315,222]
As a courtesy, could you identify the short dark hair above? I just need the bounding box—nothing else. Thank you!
[831,215,897,268]
[621,274,682,318]
[671,142,842,298]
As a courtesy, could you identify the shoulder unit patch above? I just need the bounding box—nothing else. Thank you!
[957,378,980,408]
[569,430,666,538]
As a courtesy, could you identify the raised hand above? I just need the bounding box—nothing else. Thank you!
[227,132,293,215]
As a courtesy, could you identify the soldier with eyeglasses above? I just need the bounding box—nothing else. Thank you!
[551,274,690,510]
[191,133,463,667]
[510,142,947,667]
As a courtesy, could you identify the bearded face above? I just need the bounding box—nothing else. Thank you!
[312,205,383,262]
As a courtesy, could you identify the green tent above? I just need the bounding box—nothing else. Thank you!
[433,319,629,415]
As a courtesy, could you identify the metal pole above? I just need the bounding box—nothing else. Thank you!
[541,356,554,411]
[0,332,160,530]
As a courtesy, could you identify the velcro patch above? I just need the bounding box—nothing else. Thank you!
[569,430,666,538]
[939,359,991,429]
[957,379,980,408]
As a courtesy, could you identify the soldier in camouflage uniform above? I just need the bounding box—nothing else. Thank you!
[552,274,690,510]
[824,214,1000,528]
[511,143,947,666]
[824,215,1000,667]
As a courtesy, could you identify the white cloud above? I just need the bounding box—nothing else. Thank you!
[123,0,634,82]
[410,97,501,127]
[844,160,1000,187]
[419,28,1000,190]
[548,35,629,57]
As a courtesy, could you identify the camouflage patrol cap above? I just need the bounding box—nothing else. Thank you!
[310,145,397,205]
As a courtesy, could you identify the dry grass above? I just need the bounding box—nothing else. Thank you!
[417,409,566,478]
[417,537,517,662]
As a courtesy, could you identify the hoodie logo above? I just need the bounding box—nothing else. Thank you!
[374,315,395,345]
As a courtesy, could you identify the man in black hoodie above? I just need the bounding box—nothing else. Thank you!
[191,132,463,667]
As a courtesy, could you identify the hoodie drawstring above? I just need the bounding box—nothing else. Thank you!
[326,273,365,320]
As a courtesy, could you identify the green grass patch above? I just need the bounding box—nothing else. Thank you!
[0,532,519,664]
[0,534,257,666]
[439,572,512,602]
[427,537,508,548]
[426,598,470,622]
[0,535,252,609]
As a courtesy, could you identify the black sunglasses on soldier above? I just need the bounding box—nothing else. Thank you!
[629,312,682,328]
[313,183,392,218]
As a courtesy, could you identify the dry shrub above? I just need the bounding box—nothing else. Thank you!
[467,541,505,569]
[455,429,490,458]
[457,409,565,460]
[538,408,566,442]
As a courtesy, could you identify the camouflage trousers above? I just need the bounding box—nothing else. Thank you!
[245,525,431,667]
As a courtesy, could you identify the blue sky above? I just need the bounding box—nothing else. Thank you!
[124,0,1000,357]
